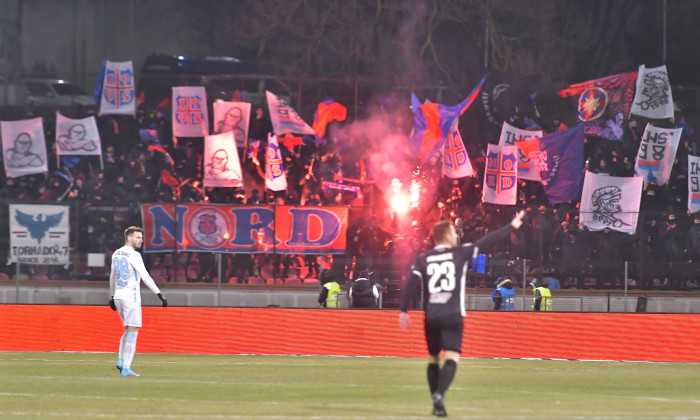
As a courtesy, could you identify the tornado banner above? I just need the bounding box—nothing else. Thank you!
[141,204,348,254]
[9,204,70,265]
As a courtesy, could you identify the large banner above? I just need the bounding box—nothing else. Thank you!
[9,204,70,264]
[498,121,542,181]
[172,86,209,137]
[141,204,348,254]
[1,117,48,178]
[688,155,700,214]
[634,123,682,185]
[55,113,102,155]
[213,101,251,148]
[98,60,136,116]
[630,64,674,120]
[580,171,643,234]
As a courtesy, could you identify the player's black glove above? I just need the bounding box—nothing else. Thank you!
[157,293,168,307]
[108,297,117,311]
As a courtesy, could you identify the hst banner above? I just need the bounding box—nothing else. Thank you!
[141,204,348,254]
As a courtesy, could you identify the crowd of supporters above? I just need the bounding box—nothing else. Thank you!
[1,100,698,291]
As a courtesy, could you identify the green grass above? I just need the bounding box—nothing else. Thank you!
[0,352,699,419]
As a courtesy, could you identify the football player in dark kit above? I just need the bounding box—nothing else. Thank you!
[399,210,525,417]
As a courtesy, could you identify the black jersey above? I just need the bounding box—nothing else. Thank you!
[400,223,514,318]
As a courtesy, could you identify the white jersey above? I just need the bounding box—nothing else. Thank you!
[109,245,160,304]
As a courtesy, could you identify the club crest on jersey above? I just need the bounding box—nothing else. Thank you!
[188,207,231,248]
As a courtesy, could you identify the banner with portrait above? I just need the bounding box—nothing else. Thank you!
[203,131,243,188]
[580,171,643,235]
[141,203,348,254]
[1,117,48,178]
[630,64,674,120]
[55,113,102,156]
[213,101,251,148]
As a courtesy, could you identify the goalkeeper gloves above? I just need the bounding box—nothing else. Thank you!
[108,297,116,311]
[157,293,168,307]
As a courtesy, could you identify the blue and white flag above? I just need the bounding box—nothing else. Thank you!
[98,60,136,115]
[266,91,315,136]
[265,133,287,191]
[580,171,643,235]
[9,204,70,265]
[442,119,474,178]
[630,64,674,120]
[688,155,700,214]
[172,86,209,137]
[634,123,681,185]
[482,144,518,205]
[1,117,48,178]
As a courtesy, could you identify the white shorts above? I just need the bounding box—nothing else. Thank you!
[115,299,142,328]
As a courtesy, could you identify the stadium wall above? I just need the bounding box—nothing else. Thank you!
[1,305,699,362]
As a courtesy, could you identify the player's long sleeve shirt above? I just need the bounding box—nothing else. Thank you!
[109,245,160,304]
[400,223,514,317]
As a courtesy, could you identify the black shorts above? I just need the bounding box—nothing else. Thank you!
[424,315,464,355]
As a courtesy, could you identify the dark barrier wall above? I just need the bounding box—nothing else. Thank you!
[1,305,699,362]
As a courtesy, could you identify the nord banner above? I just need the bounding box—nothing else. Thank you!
[141,204,348,254]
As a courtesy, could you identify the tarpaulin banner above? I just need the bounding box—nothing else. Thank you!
[9,203,70,265]
[141,204,348,254]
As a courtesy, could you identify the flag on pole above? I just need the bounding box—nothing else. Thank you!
[98,60,136,115]
[213,101,251,148]
[630,65,674,119]
[203,131,243,188]
[313,98,347,138]
[172,86,209,137]
[1,117,48,178]
[443,119,474,178]
[482,144,518,205]
[265,133,287,191]
[634,123,682,185]
[688,155,700,214]
[580,171,643,234]
[516,125,585,204]
[557,71,637,141]
[407,75,486,162]
[55,113,102,156]
[266,91,315,136]
[498,121,542,181]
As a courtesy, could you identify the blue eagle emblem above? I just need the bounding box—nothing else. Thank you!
[15,210,63,243]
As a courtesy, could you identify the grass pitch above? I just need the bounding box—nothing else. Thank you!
[0,352,699,419]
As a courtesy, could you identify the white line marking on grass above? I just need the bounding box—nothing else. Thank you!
[1,414,438,419]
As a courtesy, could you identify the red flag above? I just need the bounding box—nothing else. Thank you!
[278,132,304,150]
[136,91,145,107]
[232,89,242,102]
[161,169,179,188]
[313,98,347,138]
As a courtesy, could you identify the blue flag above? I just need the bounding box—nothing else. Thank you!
[517,125,585,204]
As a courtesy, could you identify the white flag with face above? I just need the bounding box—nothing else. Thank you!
[203,131,243,188]
[55,113,102,156]
[580,171,643,234]
[1,117,48,178]
[630,64,674,119]
[498,121,543,181]
[213,101,251,148]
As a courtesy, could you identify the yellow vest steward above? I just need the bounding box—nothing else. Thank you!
[324,282,341,308]
[532,287,553,311]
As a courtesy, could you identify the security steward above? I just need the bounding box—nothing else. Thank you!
[318,269,341,308]
[530,278,552,311]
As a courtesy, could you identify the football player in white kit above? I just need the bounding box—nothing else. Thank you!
[109,226,167,377]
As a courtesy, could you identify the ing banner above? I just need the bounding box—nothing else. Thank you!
[141,204,348,254]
